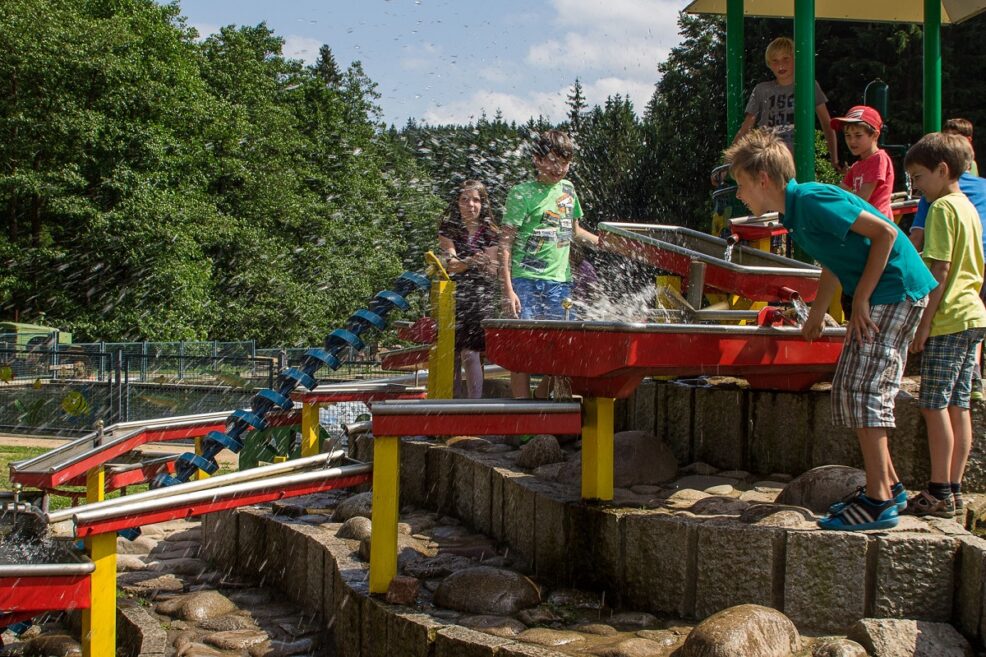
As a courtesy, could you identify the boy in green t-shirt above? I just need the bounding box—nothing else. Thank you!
[904,132,986,518]
[499,129,599,398]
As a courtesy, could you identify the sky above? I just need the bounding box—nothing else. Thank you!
[164,0,691,127]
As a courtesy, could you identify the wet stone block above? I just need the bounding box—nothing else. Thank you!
[623,512,695,617]
[955,536,986,642]
[362,597,393,657]
[693,387,746,471]
[490,467,507,543]
[452,450,475,527]
[531,480,575,581]
[201,510,237,569]
[629,378,658,435]
[472,456,494,536]
[262,519,288,586]
[304,532,325,620]
[873,533,959,621]
[809,392,863,472]
[571,506,624,596]
[502,471,537,569]
[662,382,695,465]
[784,529,868,633]
[237,508,268,578]
[694,520,783,618]
[281,523,314,608]
[749,391,812,475]
[389,611,446,657]
[434,626,513,657]
[499,644,573,657]
[333,585,364,657]
[426,444,455,514]
[399,438,431,508]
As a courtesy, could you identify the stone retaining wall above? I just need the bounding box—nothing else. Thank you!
[204,439,986,653]
[615,379,986,491]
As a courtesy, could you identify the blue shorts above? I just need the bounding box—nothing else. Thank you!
[513,278,573,320]
[919,328,986,409]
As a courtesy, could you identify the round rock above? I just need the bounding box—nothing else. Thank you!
[516,435,565,469]
[331,492,373,522]
[23,634,81,657]
[156,590,237,622]
[590,637,669,657]
[812,638,868,657]
[433,566,540,615]
[459,615,528,638]
[679,604,800,657]
[516,628,586,647]
[775,465,866,514]
[337,516,373,540]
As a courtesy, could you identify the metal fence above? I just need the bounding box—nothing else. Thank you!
[0,346,405,436]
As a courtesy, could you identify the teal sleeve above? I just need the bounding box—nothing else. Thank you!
[503,186,526,228]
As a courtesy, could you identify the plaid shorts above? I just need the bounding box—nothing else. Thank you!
[919,327,986,409]
[831,296,928,429]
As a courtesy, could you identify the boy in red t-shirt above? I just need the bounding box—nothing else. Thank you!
[833,105,895,220]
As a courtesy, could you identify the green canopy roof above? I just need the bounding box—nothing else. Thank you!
[684,0,986,24]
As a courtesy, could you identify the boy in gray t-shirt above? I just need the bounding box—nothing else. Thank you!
[733,37,839,170]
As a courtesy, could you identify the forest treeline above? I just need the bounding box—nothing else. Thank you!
[2,0,984,345]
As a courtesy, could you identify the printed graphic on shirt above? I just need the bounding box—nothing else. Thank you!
[519,184,576,273]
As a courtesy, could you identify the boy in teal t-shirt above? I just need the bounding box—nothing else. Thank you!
[724,128,937,532]
[904,132,986,519]
[499,129,599,398]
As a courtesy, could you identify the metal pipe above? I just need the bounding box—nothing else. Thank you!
[343,421,372,437]
[72,462,372,527]
[371,400,582,416]
[47,450,345,523]
[0,562,95,577]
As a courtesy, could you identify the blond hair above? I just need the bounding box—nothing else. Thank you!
[724,129,796,189]
[904,132,974,181]
[765,37,794,64]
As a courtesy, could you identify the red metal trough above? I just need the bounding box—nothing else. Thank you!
[484,320,845,398]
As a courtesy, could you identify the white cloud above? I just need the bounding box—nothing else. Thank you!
[282,35,323,64]
[422,88,569,125]
[525,0,680,81]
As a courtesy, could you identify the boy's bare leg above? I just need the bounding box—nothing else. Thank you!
[462,350,484,399]
[922,407,954,483]
[511,371,531,399]
[857,427,894,501]
[948,405,973,484]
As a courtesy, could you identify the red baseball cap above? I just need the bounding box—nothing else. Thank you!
[831,105,883,132]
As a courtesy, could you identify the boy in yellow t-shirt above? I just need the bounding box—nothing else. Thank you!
[905,132,986,518]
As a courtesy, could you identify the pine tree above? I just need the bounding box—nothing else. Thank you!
[314,44,341,87]
[567,78,587,135]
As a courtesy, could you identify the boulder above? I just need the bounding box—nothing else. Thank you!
[589,637,669,657]
[516,435,566,469]
[23,634,81,657]
[812,638,868,657]
[331,492,373,522]
[336,516,372,540]
[846,619,973,657]
[433,566,540,615]
[775,466,866,514]
[679,604,800,657]
[156,590,237,621]
[558,431,678,487]
[459,615,528,638]
[516,628,586,647]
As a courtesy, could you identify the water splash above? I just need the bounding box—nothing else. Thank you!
[790,296,810,325]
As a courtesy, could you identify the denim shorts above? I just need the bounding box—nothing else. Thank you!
[513,278,573,320]
[919,327,986,409]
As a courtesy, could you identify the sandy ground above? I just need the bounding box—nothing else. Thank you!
[0,433,239,466]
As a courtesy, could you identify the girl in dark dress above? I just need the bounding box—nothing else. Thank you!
[438,180,499,398]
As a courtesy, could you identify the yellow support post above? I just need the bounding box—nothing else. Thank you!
[193,437,209,480]
[301,401,321,457]
[427,270,456,400]
[82,467,116,657]
[581,397,614,501]
[369,435,400,594]
[828,285,846,325]
[273,455,288,463]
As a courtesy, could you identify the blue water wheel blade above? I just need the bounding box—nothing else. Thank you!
[398,271,430,291]
[203,430,244,454]
[372,290,409,312]
[325,328,364,352]
[229,408,267,431]
[177,452,220,475]
[253,388,292,412]
[350,308,386,331]
[153,473,182,488]
[278,367,316,391]
[118,527,141,541]
[302,348,341,372]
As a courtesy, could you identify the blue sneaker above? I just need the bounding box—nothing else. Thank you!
[818,497,899,531]
[828,482,906,515]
